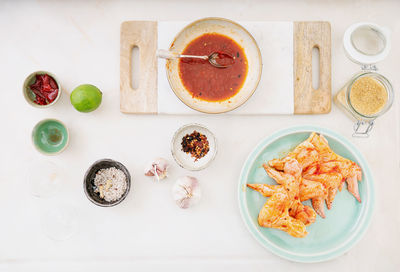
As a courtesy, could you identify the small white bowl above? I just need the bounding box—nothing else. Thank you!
[171,123,217,171]
[23,71,62,108]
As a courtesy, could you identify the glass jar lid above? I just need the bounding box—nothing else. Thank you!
[343,22,391,65]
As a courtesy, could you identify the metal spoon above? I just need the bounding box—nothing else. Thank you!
[157,49,235,68]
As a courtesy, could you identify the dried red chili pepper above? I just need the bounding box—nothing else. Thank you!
[181,131,210,161]
[29,74,59,105]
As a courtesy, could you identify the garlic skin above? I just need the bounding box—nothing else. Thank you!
[172,176,201,209]
[144,158,169,181]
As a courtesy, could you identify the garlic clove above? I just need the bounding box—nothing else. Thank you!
[172,176,201,209]
[144,157,169,181]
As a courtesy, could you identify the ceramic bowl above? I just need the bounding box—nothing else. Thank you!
[171,123,217,171]
[32,119,69,155]
[84,159,131,207]
[23,71,62,108]
[166,17,262,113]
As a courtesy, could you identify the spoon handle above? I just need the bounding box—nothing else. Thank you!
[157,49,208,60]
[157,49,177,59]
[179,54,208,60]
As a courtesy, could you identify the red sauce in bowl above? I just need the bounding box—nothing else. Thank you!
[178,33,248,102]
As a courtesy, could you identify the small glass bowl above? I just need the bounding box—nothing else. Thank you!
[27,160,62,198]
[41,202,78,241]
[171,123,217,171]
[23,71,62,108]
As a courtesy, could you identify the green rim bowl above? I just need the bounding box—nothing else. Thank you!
[238,125,375,263]
[23,71,62,108]
[32,119,69,155]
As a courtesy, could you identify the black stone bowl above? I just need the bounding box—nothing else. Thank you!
[84,159,131,207]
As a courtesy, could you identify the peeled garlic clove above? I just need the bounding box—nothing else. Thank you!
[144,158,169,181]
[172,176,201,209]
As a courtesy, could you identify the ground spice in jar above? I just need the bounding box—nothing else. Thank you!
[349,76,388,116]
[181,131,210,161]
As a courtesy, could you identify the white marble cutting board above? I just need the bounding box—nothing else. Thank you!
[157,21,294,115]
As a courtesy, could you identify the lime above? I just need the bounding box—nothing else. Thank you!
[70,84,102,113]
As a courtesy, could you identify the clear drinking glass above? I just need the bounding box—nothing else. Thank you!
[27,161,78,240]
[27,160,61,198]
[41,202,78,241]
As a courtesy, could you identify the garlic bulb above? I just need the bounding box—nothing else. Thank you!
[172,176,201,209]
[144,158,169,181]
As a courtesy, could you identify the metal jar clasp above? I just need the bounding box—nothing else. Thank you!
[353,120,374,137]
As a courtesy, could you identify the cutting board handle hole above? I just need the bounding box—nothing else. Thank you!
[131,45,140,89]
[312,46,320,90]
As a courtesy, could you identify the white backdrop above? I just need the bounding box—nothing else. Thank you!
[0,0,399,271]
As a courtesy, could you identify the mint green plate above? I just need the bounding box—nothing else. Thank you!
[238,126,374,263]
[32,119,69,155]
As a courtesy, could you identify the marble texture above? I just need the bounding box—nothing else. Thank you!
[158,21,294,114]
[0,0,399,271]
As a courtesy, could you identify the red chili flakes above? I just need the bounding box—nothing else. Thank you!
[181,130,210,161]
[29,74,59,105]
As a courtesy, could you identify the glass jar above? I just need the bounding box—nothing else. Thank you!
[335,71,393,136]
[335,22,393,137]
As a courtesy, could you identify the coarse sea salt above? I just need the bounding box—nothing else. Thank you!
[94,167,127,202]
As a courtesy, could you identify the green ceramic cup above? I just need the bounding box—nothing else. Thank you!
[32,119,69,155]
[23,71,62,108]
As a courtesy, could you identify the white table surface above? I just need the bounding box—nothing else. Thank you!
[1,0,399,271]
